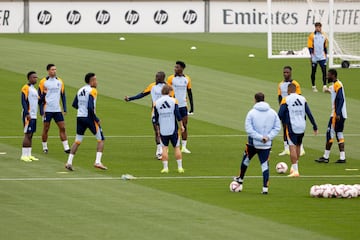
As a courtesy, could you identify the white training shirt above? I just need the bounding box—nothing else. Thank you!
[22,84,39,119]
[154,95,178,136]
[150,83,166,103]
[285,93,307,134]
[168,75,191,108]
[76,85,97,118]
[42,77,65,112]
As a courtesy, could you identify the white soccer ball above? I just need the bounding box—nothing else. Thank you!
[310,185,323,197]
[275,162,288,174]
[341,185,353,198]
[322,185,335,198]
[352,184,360,195]
[229,181,243,192]
[349,186,358,198]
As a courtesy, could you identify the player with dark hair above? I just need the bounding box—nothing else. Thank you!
[308,22,328,92]
[233,92,281,194]
[153,84,185,173]
[124,72,167,159]
[38,64,70,153]
[278,84,318,177]
[167,61,194,153]
[277,66,305,156]
[65,73,107,171]
[20,71,39,162]
[315,69,347,163]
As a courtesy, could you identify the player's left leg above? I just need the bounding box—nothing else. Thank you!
[288,133,303,177]
[91,121,107,170]
[172,133,184,173]
[153,123,162,160]
[319,59,327,91]
[179,107,191,153]
[160,135,170,173]
[311,62,318,92]
[279,124,290,156]
[258,149,271,194]
[22,119,38,162]
[316,117,333,163]
[335,117,346,163]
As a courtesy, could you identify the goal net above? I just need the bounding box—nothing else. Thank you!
[267,0,360,68]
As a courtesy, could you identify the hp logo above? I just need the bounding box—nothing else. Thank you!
[67,10,81,25]
[125,10,140,25]
[183,10,197,24]
[154,10,168,25]
[37,10,52,25]
[96,10,111,25]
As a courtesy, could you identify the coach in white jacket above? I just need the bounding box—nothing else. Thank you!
[233,92,281,194]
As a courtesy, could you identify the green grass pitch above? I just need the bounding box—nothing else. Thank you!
[0,33,359,240]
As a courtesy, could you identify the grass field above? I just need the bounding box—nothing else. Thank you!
[0,33,359,240]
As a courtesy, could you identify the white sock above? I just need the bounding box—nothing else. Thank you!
[324,150,330,159]
[42,142,48,150]
[182,140,187,149]
[62,140,70,150]
[300,144,304,152]
[67,154,74,165]
[284,141,289,151]
[162,160,168,169]
[95,152,102,164]
[29,147,32,156]
[176,159,183,169]
[22,147,27,156]
[291,162,298,171]
[340,151,345,160]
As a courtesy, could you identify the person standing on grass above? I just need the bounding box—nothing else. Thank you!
[124,72,167,160]
[278,84,318,177]
[315,69,347,164]
[21,71,40,162]
[38,64,70,154]
[167,61,194,154]
[153,84,185,174]
[233,92,281,194]
[308,22,328,92]
[277,66,305,157]
[65,73,107,171]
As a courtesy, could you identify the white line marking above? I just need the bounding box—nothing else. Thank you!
[0,175,358,181]
[0,134,360,139]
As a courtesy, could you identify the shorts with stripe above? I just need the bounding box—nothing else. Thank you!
[161,131,180,147]
[43,112,64,123]
[23,119,37,134]
[77,117,105,141]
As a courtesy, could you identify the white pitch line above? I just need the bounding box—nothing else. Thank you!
[1,134,360,139]
[0,175,359,181]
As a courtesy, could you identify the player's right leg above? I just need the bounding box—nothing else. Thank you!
[160,135,170,173]
[287,132,303,177]
[41,112,52,153]
[335,116,346,163]
[179,107,191,153]
[315,117,333,163]
[311,62,318,92]
[319,59,327,91]
[234,144,256,190]
[65,117,86,171]
[88,119,107,170]
[171,132,184,173]
[279,124,290,156]
[21,117,38,162]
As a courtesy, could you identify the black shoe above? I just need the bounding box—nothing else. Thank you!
[335,159,346,163]
[233,177,243,184]
[262,191,268,195]
[64,149,71,154]
[315,157,329,163]
[43,149,48,154]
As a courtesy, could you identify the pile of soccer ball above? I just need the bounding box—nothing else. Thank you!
[310,184,360,198]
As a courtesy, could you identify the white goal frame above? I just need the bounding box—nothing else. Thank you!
[267,0,360,68]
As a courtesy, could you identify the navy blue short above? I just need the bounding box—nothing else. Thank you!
[23,119,37,134]
[43,112,64,123]
[287,132,304,146]
[161,131,180,147]
[77,117,105,140]
[179,107,188,118]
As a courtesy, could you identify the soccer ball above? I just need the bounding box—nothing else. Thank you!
[229,181,243,192]
[310,185,323,197]
[275,162,288,174]
[321,185,335,198]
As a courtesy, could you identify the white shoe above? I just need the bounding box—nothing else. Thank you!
[300,149,305,156]
[181,147,191,154]
[312,86,318,92]
[278,149,290,156]
[322,85,328,92]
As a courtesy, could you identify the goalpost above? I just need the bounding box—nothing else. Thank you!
[267,0,360,68]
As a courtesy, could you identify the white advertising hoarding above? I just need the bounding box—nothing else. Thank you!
[210,2,360,32]
[29,1,204,33]
[0,2,24,33]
